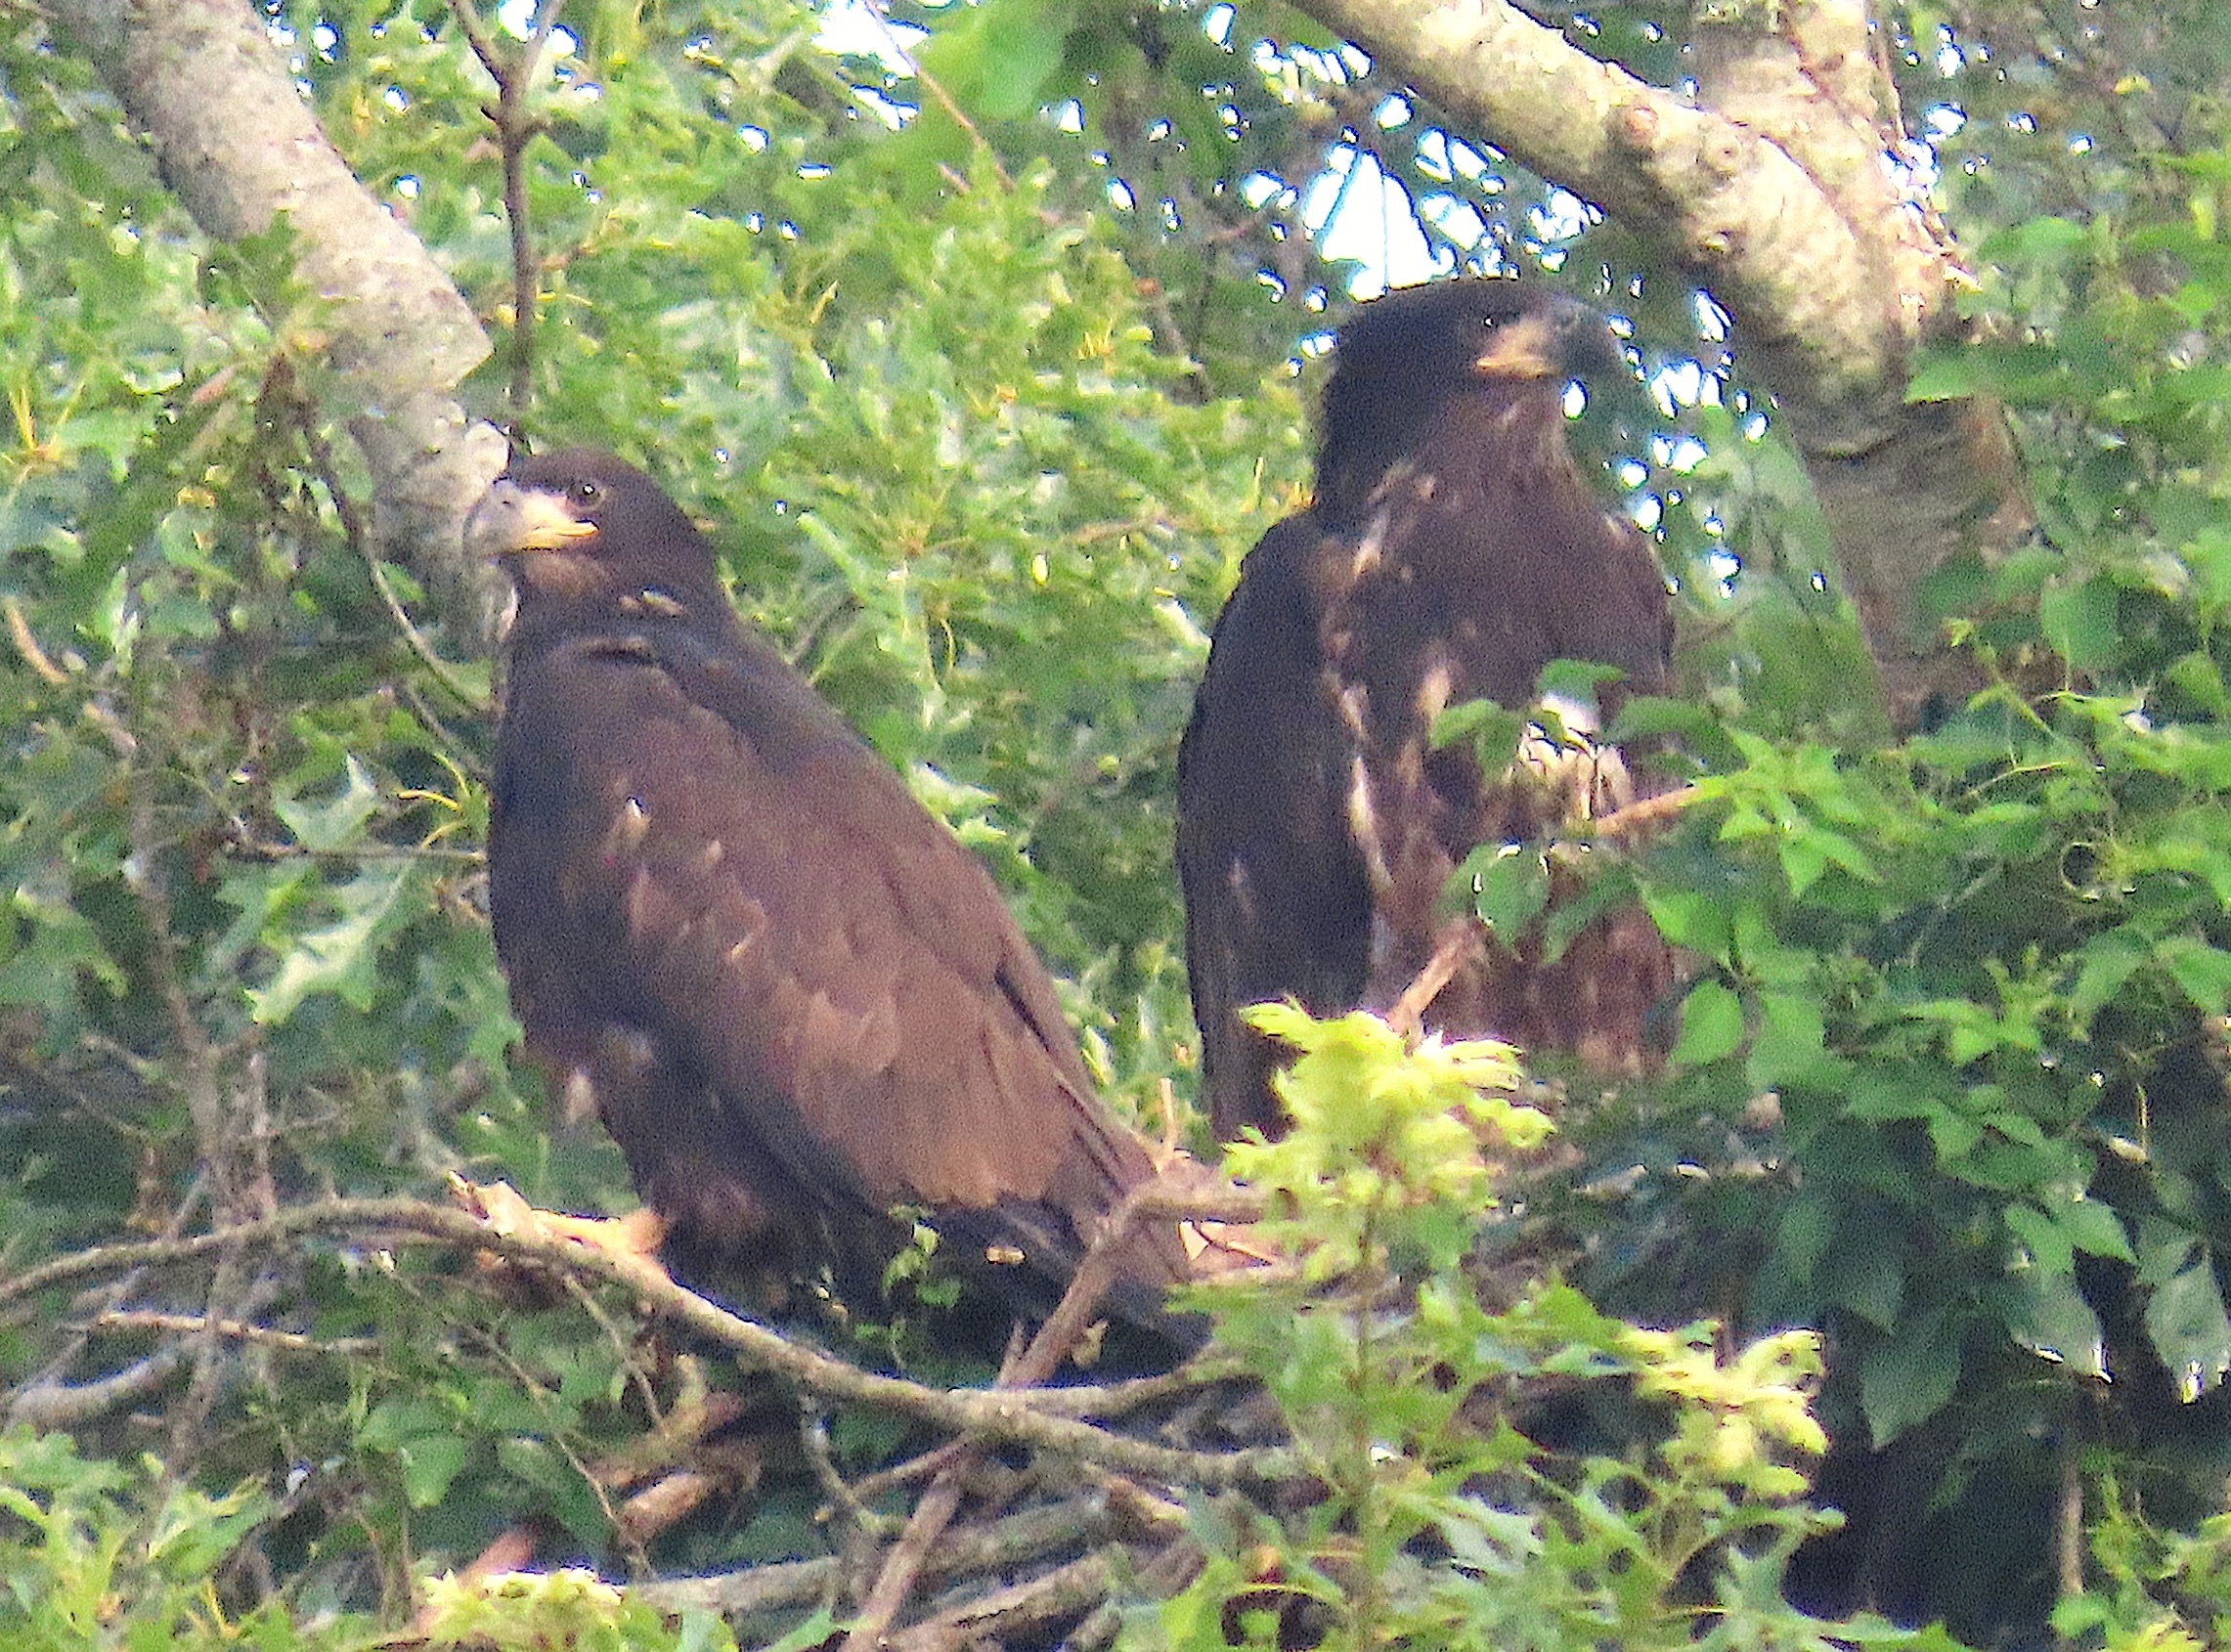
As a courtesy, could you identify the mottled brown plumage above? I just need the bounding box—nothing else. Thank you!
[473,451,1196,1338]
[1178,280,1676,1141]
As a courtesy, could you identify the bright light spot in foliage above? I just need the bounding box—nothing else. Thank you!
[1242,171,1289,209]
[1927,103,1967,140]
[813,0,925,67]
[1651,359,1705,416]
[1529,187,1593,244]
[1302,148,1434,297]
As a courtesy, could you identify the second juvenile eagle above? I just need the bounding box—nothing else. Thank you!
[1177,280,1676,1141]
[471,450,1198,1339]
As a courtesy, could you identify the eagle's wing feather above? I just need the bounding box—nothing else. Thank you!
[1177,514,1373,1142]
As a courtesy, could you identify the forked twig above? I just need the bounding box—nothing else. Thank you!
[447,0,572,417]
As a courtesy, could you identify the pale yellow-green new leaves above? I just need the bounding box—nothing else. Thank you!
[1622,1322,1830,1500]
[1220,1004,1551,1282]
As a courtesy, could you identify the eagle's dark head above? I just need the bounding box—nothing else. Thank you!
[1315,280,1626,518]
[467,449,724,620]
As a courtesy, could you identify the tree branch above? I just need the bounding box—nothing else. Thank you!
[1283,0,2033,729]
[636,1493,1116,1619]
[0,1196,1293,1488]
[445,0,571,422]
[40,0,509,651]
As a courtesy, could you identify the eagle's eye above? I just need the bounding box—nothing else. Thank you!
[568,478,602,509]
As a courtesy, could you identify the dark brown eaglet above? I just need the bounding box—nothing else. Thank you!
[1177,280,1678,1143]
[473,448,1201,1343]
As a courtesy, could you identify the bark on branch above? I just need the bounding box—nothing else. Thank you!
[38,0,509,652]
[0,1195,1292,1488]
[1288,0,2033,730]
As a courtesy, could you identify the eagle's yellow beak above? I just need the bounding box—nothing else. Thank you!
[1473,310,1561,380]
[464,479,600,561]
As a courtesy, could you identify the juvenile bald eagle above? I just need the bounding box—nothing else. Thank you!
[1177,280,1676,1141]
[472,450,1197,1339]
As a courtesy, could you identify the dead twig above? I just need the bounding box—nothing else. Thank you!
[1585,782,1701,840]
[6,1348,191,1428]
[841,1168,1174,1651]
[75,1309,377,1358]
[5,595,69,684]
[638,1492,1113,1620]
[849,0,1014,193]
[1386,926,1480,1039]
[448,0,572,417]
[266,358,485,711]
[888,1550,1116,1652]
[804,1397,904,1543]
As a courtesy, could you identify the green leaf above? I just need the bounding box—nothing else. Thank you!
[2058,1195,2136,1263]
[2006,1266,2107,1379]
[1859,1314,1962,1446]
[1459,845,1551,935]
[400,1433,469,1508]
[1669,978,1743,1066]
[1535,657,1623,704]
[2006,1202,2074,1276]
[1904,348,1982,403]
[1642,887,1735,960]
[1429,696,1524,761]
[247,860,423,1024]
[978,0,1078,120]
[2068,926,2151,1026]
[1767,1192,1835,1290]
[274,753,381,852]
[1820,1211,1908,1330]
[2156,936,2231,1015]
[1748,989,1831,1087]
[2145,1257,2231,1395]
[2038,576,2121,672]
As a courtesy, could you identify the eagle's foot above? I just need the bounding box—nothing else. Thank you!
[448,1176,671,1284]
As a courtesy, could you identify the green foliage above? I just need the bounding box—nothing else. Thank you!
[1159,1009,1955,1652]
[1615,120,2231,1463]
[418,1568,740,1651]
[0,1423,372,1650]
[2066,1475,2231,1651]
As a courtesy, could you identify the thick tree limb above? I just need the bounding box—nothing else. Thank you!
[1286,0,2033,729]
[38,0,509,651]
